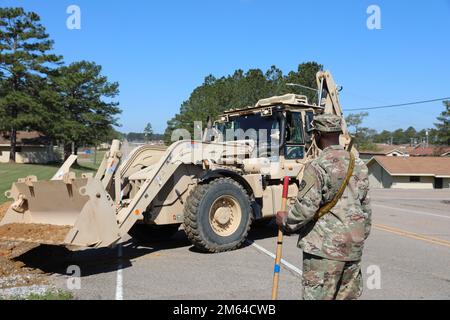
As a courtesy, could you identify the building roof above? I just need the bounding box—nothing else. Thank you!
[361,144,450,157]
[406,146,450,156]
[0,131,51,146]
[368,156,450,177]
[359,144,408,155]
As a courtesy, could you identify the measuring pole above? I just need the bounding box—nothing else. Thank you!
[271,176,290,300]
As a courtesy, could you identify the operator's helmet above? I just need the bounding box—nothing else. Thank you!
[313,114,343,133]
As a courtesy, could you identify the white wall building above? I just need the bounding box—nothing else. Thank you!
[0,131,59,164]
[367,156,450,189]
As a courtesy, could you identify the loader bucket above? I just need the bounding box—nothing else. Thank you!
[0,177,121,248]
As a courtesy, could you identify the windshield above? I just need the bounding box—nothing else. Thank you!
[218,113,279,142]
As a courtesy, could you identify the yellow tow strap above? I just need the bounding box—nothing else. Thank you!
[315,152,355,221]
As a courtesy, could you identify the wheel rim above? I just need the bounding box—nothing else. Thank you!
[209,195,242,237]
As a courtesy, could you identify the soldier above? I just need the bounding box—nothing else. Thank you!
[276,114,372,300]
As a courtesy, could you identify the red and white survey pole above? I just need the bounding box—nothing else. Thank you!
[271,176,289,300]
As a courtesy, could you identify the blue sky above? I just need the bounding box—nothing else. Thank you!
[3,0,450,133]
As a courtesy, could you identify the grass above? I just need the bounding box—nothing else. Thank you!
[76,149,107,170]
[23,289,74,300]
[1,289,74,300]
[0,151,105,204]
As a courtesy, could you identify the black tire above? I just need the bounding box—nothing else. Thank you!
[128,223,180,243]
[183,178,253,253]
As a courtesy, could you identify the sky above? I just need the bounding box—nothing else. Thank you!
[2,0,450,134]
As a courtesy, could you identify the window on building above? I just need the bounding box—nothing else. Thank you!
[410,176,421,182]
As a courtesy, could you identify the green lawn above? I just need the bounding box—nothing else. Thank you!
[1,289,74,300]
[0,159,101,204]
[76,149,107,169]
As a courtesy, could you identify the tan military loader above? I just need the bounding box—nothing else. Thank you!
[0,71,353,252]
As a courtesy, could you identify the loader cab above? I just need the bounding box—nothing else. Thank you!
[216,111,280,158]
[215,106,315,161]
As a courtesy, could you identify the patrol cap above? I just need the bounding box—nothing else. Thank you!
[313,114,343,133]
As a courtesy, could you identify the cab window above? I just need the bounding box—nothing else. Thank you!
[285,112,305,159]
[305,111,314,143]
[286,112,304,144]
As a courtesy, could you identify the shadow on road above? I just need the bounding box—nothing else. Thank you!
[14,232,192,277]
[13,220,291,277]
[245,218,299,244]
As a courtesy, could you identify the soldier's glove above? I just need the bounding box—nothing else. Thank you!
[276,211,288,228]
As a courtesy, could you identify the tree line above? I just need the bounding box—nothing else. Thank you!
[0,7,122,161]
[346,101,449,150]
[165,61,449,149]
[2,7,447,161]
[125,123,164,142]
[164,62,322,144]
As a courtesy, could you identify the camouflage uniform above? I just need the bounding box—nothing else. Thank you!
[282,114,372,300]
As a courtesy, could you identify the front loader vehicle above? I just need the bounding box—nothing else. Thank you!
[0,70,352,252]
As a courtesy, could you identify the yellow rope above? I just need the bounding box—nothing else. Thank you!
[315,152,355,221]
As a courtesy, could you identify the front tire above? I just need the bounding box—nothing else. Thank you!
[183,178,252,253]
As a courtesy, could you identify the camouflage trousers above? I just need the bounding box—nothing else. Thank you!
[302,253,363,300]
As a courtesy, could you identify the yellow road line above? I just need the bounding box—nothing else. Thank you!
[374,224,450,249]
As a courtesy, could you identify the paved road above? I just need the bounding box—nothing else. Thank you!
[24,189,450,300]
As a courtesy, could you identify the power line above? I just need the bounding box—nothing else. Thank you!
[345,97,450,111]
[285,83,318,93]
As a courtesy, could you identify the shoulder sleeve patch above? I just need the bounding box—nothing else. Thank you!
[297,166,317,199]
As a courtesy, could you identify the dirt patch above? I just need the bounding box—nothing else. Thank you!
[0,254,48,289]
[0,205,69,289]
[0,258,25,278]
[0,234,47,289]
[0,224,71,245]
[0,240,39,259]
[0,241,42,288]
[0,202,11,221]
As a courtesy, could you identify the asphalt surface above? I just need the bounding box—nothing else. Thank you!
[24,189,450,300]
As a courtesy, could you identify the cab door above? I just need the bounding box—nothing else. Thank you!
[284,111,306,160]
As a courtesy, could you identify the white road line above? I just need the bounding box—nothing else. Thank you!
[247,241,302,276]
[373,203,450,220]
[115,244,123,300]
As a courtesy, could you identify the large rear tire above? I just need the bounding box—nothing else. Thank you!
[183,178,253,253]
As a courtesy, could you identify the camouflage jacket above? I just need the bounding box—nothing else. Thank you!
[284,145,372,261]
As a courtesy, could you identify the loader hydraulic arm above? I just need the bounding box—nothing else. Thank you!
[316,70,352,148]
[95,140,123,189]
[115,140,195,237]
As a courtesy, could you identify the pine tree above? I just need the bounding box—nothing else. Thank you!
[144,123,153,141]
[0,7,61,161]
[435,101,450,145]
[47,61,121,159]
